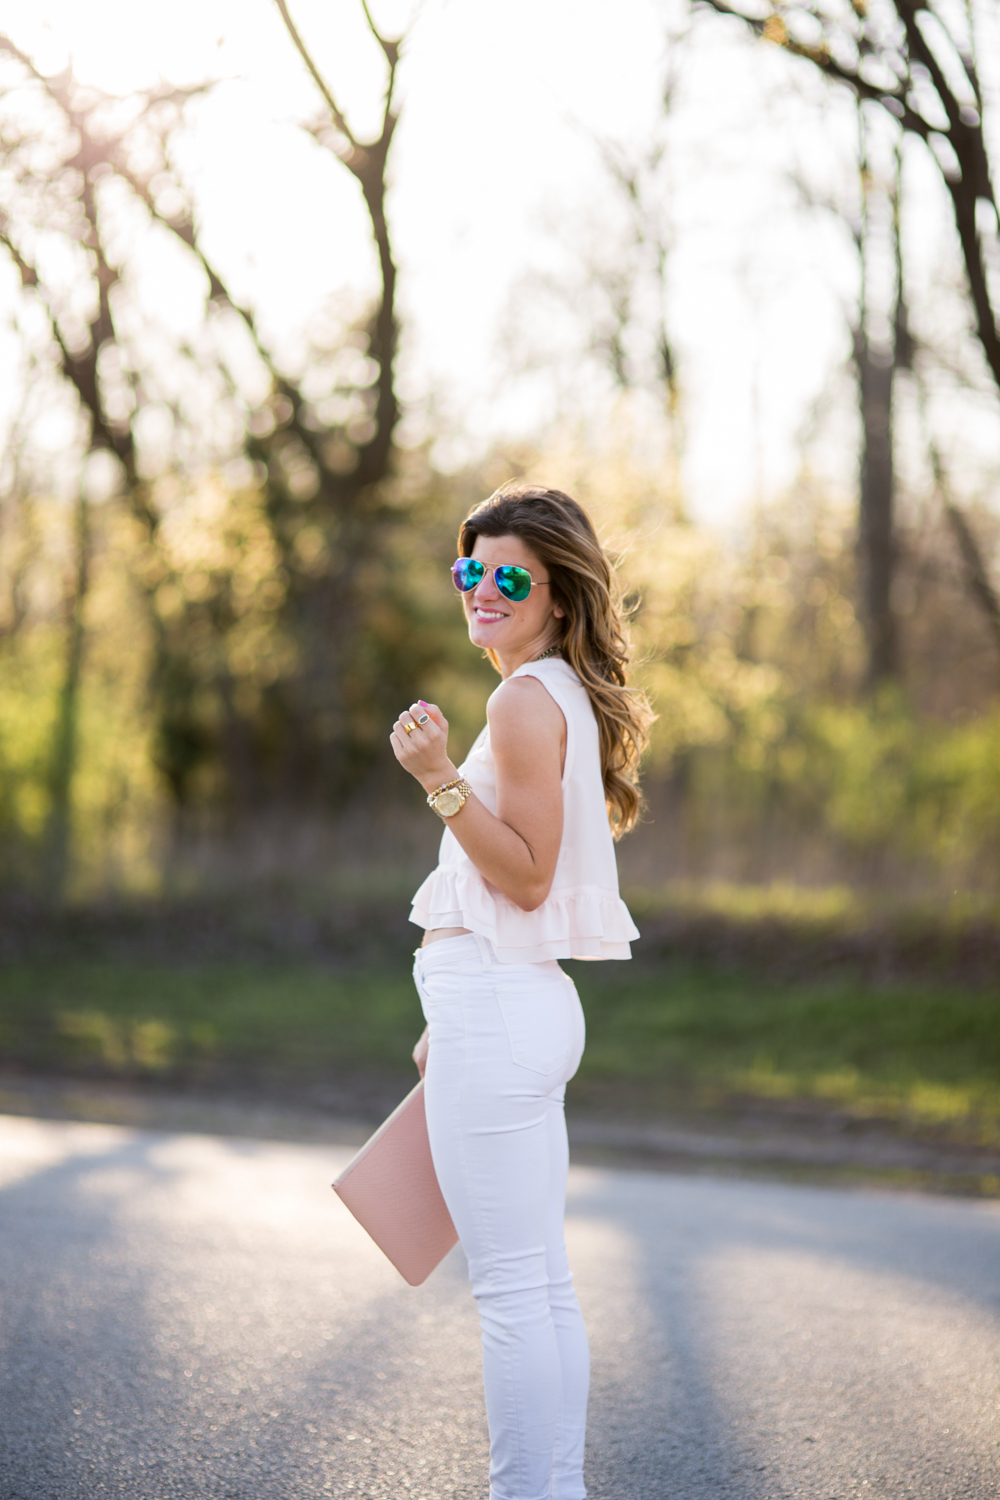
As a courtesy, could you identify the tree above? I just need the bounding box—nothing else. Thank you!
[695,0,1000,393]
[0,53,178,881]
[501,34,687,499]
[40,479,91,895]
[694,0,1000,685]
[851,125,910,686]
[798,112,909,686]
[0,0,414,824]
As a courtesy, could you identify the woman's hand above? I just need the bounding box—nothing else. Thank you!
[413,1026,429,1078]
[392,679,564,911]
[390,701,457,795]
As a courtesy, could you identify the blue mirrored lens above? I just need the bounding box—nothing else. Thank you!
[452,558,485,592]
[452,559,533,600]
[494,566,532,602]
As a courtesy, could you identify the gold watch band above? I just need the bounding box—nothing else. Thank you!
[426,777,473,818]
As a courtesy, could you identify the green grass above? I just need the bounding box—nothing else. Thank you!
[624,879,1000,930]
[1,957,998,1144]
[0,964,424,1078]
[570,963,1000,1145]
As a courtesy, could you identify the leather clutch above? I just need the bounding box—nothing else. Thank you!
[332,1079,458,1286]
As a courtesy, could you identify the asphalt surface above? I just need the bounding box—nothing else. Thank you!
[1,1115,998,1499]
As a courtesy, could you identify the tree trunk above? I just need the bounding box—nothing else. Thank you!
[943,501,1000,667]
[854,334,897,686]
[852,128,903,690]
[42,483,90,898]
[1,14,408,817]
[694,0,1000,405]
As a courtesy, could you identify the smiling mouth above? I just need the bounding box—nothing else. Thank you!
[473,608,508,622]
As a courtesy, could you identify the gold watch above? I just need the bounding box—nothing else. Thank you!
[427,777,473,819]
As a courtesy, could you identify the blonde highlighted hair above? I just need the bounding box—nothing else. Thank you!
[460,482,653,837]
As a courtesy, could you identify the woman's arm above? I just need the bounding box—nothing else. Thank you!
[391,676,565,912]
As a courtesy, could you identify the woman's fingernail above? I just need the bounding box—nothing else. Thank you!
[418,700,429,707]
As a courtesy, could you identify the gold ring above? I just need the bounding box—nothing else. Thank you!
[403,722,415,734]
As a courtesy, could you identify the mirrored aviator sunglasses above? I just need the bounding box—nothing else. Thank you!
[451,558,537,603]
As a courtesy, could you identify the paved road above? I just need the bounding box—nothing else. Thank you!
[0,1114,998,1499]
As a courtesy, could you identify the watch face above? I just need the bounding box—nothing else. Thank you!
[435,788,463,817]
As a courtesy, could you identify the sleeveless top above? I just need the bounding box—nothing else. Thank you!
[409,657,639,963]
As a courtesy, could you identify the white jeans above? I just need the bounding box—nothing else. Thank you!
[413,933,589,1500]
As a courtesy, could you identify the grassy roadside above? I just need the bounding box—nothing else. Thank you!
[0,963,423,1078]
[570,963,1000,1147]
[1,956,998,1150]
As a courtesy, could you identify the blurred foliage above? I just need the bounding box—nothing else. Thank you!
[652,877,1000,930]
[2,414,1000,895]
[652,698,1000,889]
[0,497,160,892]
[1,26,998,908]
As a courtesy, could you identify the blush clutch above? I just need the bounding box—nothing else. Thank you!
[332,1079,458,1286]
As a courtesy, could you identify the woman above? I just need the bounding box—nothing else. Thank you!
[390,482,651,1500]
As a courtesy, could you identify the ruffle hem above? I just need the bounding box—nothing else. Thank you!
[410,866,639,963]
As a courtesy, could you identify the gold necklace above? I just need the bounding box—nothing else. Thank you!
[532,644,562,661]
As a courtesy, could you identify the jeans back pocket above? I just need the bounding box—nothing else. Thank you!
[494,978,578,1077]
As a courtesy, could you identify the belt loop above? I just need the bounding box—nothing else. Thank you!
[473,931,494,971]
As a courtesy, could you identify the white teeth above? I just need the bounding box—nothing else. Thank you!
[475,609,505,621]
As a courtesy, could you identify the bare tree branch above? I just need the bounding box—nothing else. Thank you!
[0,219,139,487]
[0,13,412,806]
[271,1,402,479]
[914,366,1000,667]
[271,0,360,153]
[360,0,403,88]
[694,0,1000,391]
[0,32,56,84]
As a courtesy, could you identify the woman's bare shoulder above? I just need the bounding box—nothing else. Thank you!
[487,673,565,742]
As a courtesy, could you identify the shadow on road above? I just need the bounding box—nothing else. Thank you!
[3,1123,999,1500]
[570,1168,1000,1500]
[0,1122,489,1499]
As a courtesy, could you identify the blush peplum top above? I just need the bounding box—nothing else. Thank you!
[409,657,639,963]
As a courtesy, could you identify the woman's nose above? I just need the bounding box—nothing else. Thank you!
[473,569,502,601]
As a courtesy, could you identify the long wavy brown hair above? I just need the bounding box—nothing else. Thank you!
[459,482,653,837]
